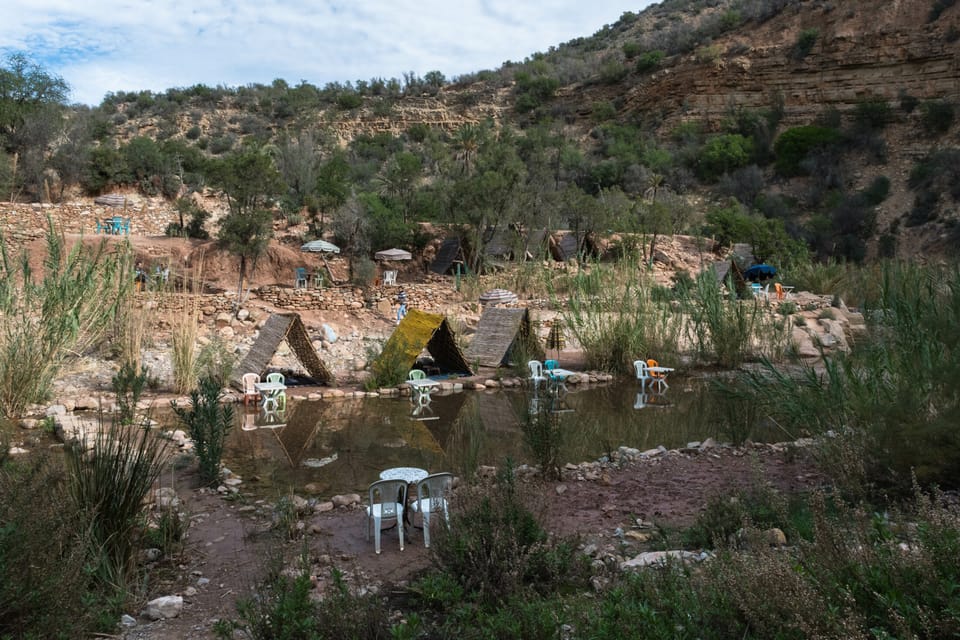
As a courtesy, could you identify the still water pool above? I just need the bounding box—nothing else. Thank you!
[221,378,769,498]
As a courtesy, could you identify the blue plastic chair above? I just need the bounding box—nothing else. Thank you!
[111,216,124,235]
[295,268,308,289]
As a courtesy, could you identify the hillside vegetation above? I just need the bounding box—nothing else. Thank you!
[1,0,958,270]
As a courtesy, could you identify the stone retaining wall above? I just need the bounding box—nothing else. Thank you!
[0,199,177,242]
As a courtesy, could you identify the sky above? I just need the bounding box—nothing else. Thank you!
[2,1,656,106]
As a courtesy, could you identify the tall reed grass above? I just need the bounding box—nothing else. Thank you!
[65,416,169,589]
[727,262,960,500]
[170,256,204,394]
[561,263,682,373]
[0,223,133,418]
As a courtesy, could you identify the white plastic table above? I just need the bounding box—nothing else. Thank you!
[379,467,429,483]
[253,381,286,408]
[647,366,674,390]
[406,378,439,402]
[379,467,429,528]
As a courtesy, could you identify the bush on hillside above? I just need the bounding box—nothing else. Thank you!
[773,125,843,176]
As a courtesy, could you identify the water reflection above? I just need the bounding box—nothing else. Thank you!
[221,379,748,498]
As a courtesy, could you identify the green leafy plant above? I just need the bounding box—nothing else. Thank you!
[112,360,149,426]
[172,375,234,486]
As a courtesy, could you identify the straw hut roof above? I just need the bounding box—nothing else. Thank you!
[713,259,747,295]
[550,233,579,261]
[231,313,333,390]
[466,307,543,368]
[374,309,472,376]
[429,236,464,275]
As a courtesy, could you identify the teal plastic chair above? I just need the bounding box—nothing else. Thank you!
[266,372,285,385]
[408,369,426,381]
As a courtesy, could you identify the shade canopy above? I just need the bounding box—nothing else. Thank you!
[374,248,412,261]
[743,263,777,281]
[479,288,518,306]
[300,240,341,254]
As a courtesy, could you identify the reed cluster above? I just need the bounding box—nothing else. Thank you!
[0,223,133,418]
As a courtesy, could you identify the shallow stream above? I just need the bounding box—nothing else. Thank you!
[220,377,776,498]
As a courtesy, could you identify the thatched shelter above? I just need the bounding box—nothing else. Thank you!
[466,307,543,368]
[231,313,333,390]
[374,309,472,377]
[713,259,748,296]
[429,236,465,275]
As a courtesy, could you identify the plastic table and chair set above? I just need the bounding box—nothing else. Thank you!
[633,358,675,391]
[95,215,131,235]
[528,359,576,393]
[365,467,454,554]
[241,371,288,410]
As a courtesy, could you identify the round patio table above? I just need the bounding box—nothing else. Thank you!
[379,467,428,483]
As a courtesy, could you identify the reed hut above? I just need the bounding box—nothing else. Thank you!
[466,307,543,368]
[231,313,333,390]
[374,309,472,377]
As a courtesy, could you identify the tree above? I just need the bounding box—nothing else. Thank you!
[374,151,421,223]
[314,151,351,234]
[211,149,283,310]
[0,53,69,153]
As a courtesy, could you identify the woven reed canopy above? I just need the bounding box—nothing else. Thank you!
[479,288,518,306]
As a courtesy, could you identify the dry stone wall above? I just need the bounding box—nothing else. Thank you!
[0,198,177,241]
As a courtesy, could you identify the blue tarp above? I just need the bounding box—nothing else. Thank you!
[743,264,777,281]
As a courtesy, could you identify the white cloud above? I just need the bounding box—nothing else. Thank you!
[1,0,654,105]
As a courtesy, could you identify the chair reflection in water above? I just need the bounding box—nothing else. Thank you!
[411,390,437,420]
[634,391,669,409]
[528,360,546,390]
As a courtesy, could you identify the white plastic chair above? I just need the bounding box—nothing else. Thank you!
[383,270,397,286]
[262,372,286,410]
[528,360,546,389]
[365,478,407,554]
[633,360,651,388]
[241,372,260,406]
[410,472,453,548]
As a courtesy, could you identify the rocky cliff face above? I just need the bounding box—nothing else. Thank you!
[617,0,958,134]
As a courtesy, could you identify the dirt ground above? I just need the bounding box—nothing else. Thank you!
[120,443,825,639]
[9,230,824,637]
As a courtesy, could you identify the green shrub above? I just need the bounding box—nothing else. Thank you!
[773,125,843,176]
[172,376,234,486]
[929,0,957,21]
[217,555,393,640]
[112,360,149,426]
[680,483,813,549]
[920,99,955,135]
[429,465,588,606]
[0,454,103,637]
[862,175,891,205]
[697,134,754,181]
[0,224,133,419]
[853,96,893,131]
[792,28,819,59]
[196,337,236,389]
